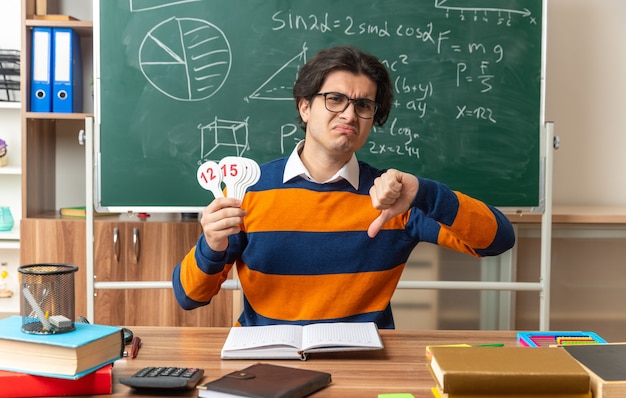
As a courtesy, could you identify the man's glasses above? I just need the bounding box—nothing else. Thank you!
[314,92,379,119]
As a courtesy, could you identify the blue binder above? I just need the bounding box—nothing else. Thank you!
[52,28,82,113]
[30,27,53,112]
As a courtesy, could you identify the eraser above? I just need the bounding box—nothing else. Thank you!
[49,315,72,329]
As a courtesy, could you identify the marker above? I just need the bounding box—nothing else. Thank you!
[22,287,52,331]
[474,343,504,347]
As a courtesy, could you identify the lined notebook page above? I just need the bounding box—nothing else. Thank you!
[302,322,381,350]
[222,325,303,349]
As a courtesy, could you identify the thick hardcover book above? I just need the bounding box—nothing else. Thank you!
[564,343,626,398]
[428,346,590,395]
[221,322,383,360]
[0,363,113,397]
[197,363,331,398]
[430,385,592,398]
[59,206,118,218]
[0,316,123,379]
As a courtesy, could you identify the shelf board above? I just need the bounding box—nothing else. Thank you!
[0,166,21,175]
[0,102,21,110]
[0,241,19,250]
[24,212,199,223]
[25,18,93,36]
[25,112,93,120]
[0,230,20,247]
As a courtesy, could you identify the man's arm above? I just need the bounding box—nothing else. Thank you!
[172,237,232,310]
[172,197,245,310]
[368,169,515,256]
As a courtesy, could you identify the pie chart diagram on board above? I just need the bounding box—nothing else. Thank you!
[139,16,232,101]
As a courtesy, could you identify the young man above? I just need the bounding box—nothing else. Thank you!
[172,46,515,328]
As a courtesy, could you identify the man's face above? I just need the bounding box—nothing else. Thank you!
[298,70,377,158]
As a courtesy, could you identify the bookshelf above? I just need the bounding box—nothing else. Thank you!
[0,0,22,316]
[18,0,93,319]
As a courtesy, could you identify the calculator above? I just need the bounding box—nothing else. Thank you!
[120,366,204,390]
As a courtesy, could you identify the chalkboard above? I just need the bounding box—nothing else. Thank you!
[96,0,545,211]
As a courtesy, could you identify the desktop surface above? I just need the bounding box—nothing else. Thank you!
[107,327,517,397]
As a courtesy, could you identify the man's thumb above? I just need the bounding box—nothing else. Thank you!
[367,211,390,238]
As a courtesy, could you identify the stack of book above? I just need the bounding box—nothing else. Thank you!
[0,316,123,397]
[563,343,626,398]
[427,345,592,398]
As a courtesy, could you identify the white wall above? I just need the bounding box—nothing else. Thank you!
[0,0,20,50]
[547,0,626,205]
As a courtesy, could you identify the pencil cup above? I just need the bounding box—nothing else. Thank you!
[18,264,78,334]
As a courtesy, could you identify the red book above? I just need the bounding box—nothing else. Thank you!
[0,363,113,397]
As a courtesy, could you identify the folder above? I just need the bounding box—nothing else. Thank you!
[52,28,82,113]
[30,27,53,112]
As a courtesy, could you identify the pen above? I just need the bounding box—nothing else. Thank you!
[124,336,142,358]
[473,343,504,347]
[130,336,141,358]
[22,287,52,332]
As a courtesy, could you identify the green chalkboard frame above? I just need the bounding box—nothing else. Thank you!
[95,0,546,212]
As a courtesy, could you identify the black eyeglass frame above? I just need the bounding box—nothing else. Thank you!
[313,92,379,119]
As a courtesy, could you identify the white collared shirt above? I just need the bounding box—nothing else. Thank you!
[283,140,360,190]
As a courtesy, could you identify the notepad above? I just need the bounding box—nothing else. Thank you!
[221,322,383,360]
[197,363,331,398]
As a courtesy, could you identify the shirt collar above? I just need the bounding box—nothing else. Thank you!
[283,140,360,189]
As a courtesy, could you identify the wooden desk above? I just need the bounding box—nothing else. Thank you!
[108,327,517,398]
